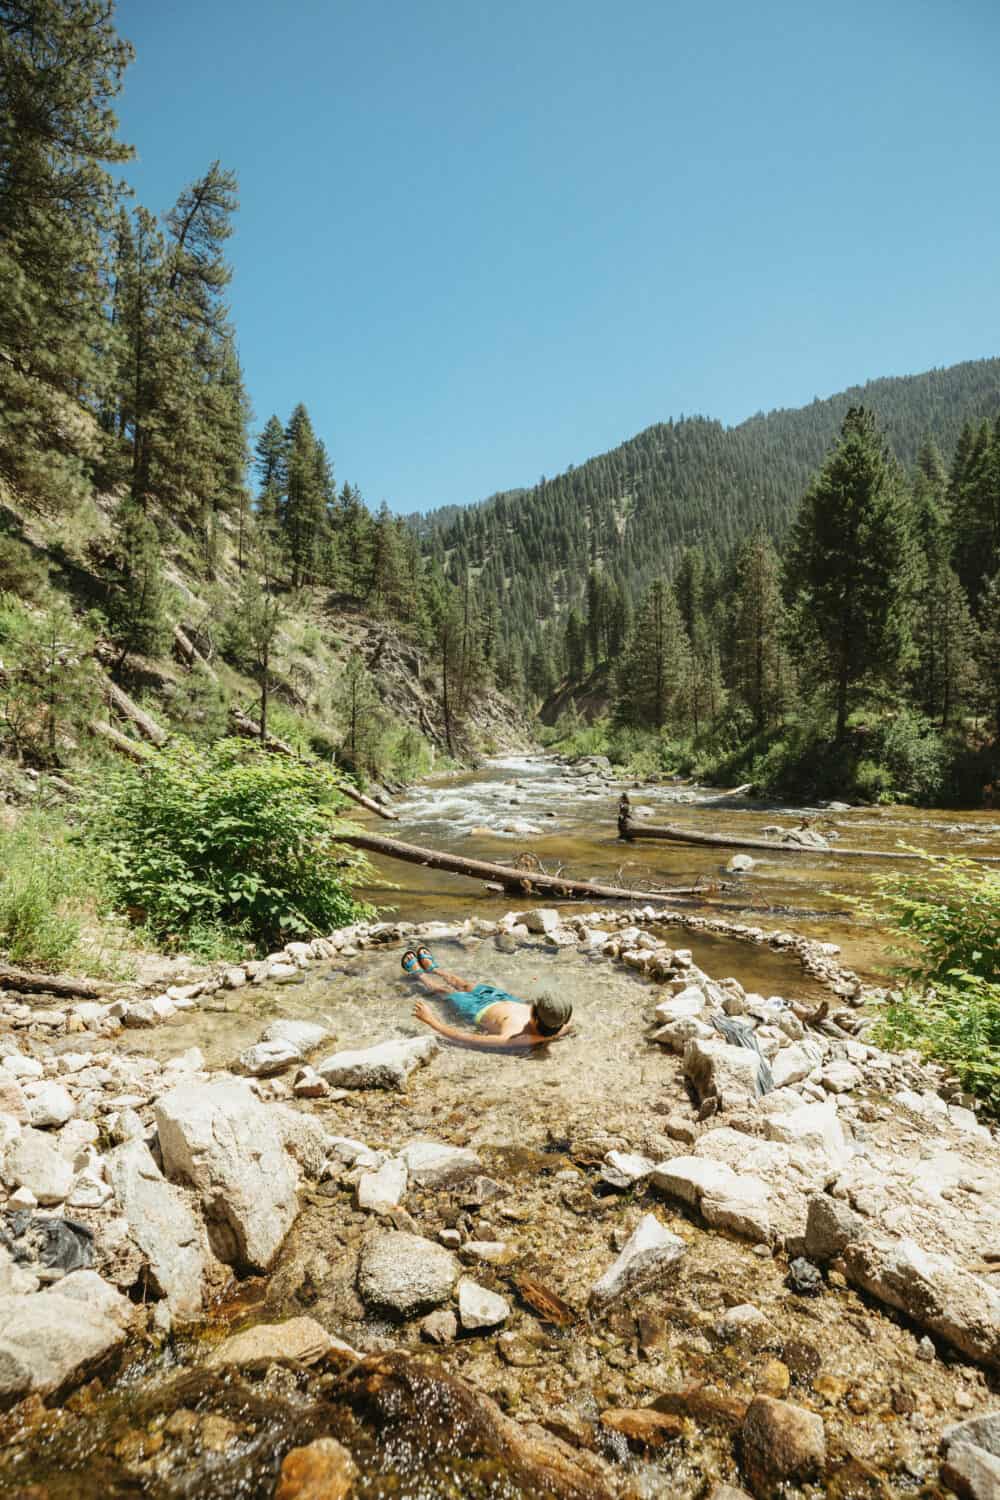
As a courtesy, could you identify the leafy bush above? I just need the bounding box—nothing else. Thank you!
[83,738,377,951]
[854,853,1000,1112]
[0,812,127,975]
[864,709,948,803]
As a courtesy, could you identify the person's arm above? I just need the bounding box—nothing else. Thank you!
[412,1000,536,1050]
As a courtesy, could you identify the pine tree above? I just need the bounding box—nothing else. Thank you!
[369,503,408,617]
[106,502,169,666]
[254,415,287,534]
[730,530,789,731]
[0,0,134,507]
[333,650,383,776]
[232,527,283,740]
[613,578,689,729]
[0,598,97,763]
[283,404,324,586]
[785,407,916,739]
[976,573,1000,742]
[565,608,587,681]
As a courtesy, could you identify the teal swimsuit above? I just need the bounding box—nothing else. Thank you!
[443,982,519,1027]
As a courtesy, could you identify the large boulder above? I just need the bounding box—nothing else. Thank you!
[106,1138,209,1322]
[940,1442,1000,1500]
[804,1194,865,1263]
[0,1272,132,1408]
[589,1213,686,1311]
[316,1037,438,1090]
[262,1018,331,1052]
[770,1041,824,1091]
[237,1039,304,1077]
[844,1236,1000,1369]
[206,1316,350,1371]
[357,1231,459,1317]
[154,1078,299,1274]
[652,1155,772,1243]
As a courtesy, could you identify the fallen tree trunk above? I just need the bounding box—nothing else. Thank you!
[101,676,168,745]
[618,816,1000,864]
[173,623,219,683]
[338,827,715,901]
[88,718,152,763]
[227,705,397,820]
[0,963,111,999]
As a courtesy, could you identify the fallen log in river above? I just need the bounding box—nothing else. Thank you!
[618,814,1000,864]
[338,828,717,902]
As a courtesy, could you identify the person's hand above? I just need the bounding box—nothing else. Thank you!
[412,999,435,1026]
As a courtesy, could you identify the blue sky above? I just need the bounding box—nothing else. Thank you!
[114,0,999,514]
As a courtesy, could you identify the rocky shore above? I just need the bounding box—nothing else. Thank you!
[1,905,1000,1498]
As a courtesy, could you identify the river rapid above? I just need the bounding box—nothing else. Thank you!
[356,752,1000,980]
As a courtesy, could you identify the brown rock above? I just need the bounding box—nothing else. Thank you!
[599,1408,685,1448]
[706,1487,754,1500]
[275,1437,358,1500]
[756,1359,790,1398]
[650,1384,747,1433]
[740,1396,826,1498]
[205,1316,359,1371]
[421,1309,458,1345]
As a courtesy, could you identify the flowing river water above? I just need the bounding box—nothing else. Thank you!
[5,757,1000,1500]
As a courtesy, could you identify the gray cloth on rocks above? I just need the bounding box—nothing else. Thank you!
[710,1014,774,1096]
[0,1211,94,1277]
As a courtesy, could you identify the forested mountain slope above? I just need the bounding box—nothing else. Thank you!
[422,360,1000,648]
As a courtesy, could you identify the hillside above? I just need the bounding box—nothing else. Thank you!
[422,358,1000,648]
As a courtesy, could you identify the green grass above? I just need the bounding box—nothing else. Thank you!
[0,811,133,977]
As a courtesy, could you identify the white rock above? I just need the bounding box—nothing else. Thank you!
[1,1053,43,1080]
[763,1099,849,1166]
[770,1041,824,1090]
[655,986,705,1022]
[589,1212,687,1310]
[603,1151,657,1187]
[326,1135,382,1168]
[23,1080,75,1129]
[684,1038,762,1103]
[8,1186,37,1210]
[262,1018,331,1052]
[520,908,562,935]
[316,1037,438,1090]
[457,1277,510,1330]
[399,1139,481,1188]
[357,1231,459,1315]
[821,1062,862,1094]
[238,1039,304,1077]
[0,1271,132,1403]
[223,967,247,989]
[357,1156,408,1210]
[154,1078,299,1273]
[0,1244,38,1293]
[2,1127,73,1204]
[107,1138,208,1321]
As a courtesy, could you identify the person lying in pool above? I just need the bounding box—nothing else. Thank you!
[402,946,573,1050]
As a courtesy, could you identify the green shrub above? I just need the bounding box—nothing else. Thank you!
[0,812,127,975]
[82,737,378,951]
[854,853,1000,1111]
[864,709,948,803]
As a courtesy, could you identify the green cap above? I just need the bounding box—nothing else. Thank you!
[533,993,572,1033]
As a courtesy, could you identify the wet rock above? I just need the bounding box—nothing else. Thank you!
[399,1139,481,1187]
[941,1442,1000,1500]
[599,1408,684,1448]
[684,1038,761,1104]
[727,855,756,873]
[0,1270,132,1406]
[316,1036,438,1090]
[787,1257,824,1296]
[238,1039,304,1077]
[2,1127,73,1204]
[460,1240,514,1266]
[651,1384,747,1431]
[589,1212,686,1311]
[756,1359,790,1397]
[521,908,562,935]
[804,1194,864,1262]
[706,1487,754,1500]
[713,1303,774,1347]
[651,1155,772,1242]
[458,1277,510,1330]
[155,1078,299,1274]
[206,1315,344,1370]
[421,1309,458,1344]
[357,1156,408,1211]
[262,1019,330,1052]
[106,1138,208,1322]
[844,1236,1000,1369]
[274,1436,358,1500]
[357,1230,459,1316]
[740,1395,826,1497]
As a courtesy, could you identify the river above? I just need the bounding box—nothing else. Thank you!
[355,752,1000,980]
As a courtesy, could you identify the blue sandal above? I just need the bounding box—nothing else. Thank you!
[401,950,419,974]
[416,946,437,971]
